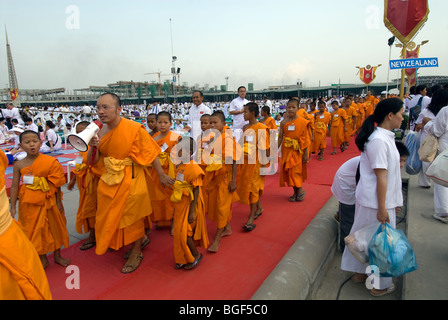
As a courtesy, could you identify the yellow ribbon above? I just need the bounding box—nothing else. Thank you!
[75,163,95,194]
[284,137,302,153]
[26,177,50,193]
[315,122,327,130]
[101,157,133,186]
[205,154,223,172]
[158,152,175,179]
[243,142,257,157]
[170,181,194,203]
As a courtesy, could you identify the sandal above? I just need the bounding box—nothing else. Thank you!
[184,254,203,270]
[174,263,186,270]
[123,237,150,259]
[121,252,144,274]
[242,223,256,232]
[254,212,263,220]
[296,191,305,202]
[288,194,298,202]
[370,284,396,297]
[80,241,96,251]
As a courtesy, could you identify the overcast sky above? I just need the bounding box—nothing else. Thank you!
[0,0,446,92]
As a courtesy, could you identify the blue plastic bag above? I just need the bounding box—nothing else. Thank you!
[368,223,417,277]
[405,131,422,175]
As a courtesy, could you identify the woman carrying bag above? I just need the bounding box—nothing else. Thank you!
[341,98,404,297]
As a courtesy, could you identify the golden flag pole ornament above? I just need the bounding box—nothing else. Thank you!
[383,0,430,100]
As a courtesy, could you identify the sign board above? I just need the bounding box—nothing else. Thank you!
[389,57,438,70]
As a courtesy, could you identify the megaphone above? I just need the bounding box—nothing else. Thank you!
[67,120,103,152]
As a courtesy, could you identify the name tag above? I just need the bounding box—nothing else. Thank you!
[161,143,169,152]
[176,172,184,182]
[246,135,254,142]
[334,114,339,118]
[320,115,325,119]
[23,175,34,185]
[75,156,83,164]
[288,125,295,131]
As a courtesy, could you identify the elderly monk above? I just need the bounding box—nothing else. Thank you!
[0,151,52,299]
[88,93,174,273]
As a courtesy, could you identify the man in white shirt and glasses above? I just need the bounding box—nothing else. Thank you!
[184,90,211,141]
[229,86,249,142]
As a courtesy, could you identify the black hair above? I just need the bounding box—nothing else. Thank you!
[200,113,211,119]
[427,88,448,116]
[261,105,271,115]
[415,84,427,95]
[46,120,56,129]
[237,86,246,92]
[156,111,172,122]
[287,98,300,107]
[395,141,409,158]
[19,130,40,143]
[355,98,403,152]
[193,90,204,97]
[245,102,259,117]
[318,100,326,106]
[99,92,122,108]
[211,110,226,122]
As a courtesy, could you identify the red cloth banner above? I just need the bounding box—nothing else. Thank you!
[360,66,377,85]
[384,0,429,44]
[9,89,18,101]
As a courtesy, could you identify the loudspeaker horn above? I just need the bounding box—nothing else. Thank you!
[67,120,103,152]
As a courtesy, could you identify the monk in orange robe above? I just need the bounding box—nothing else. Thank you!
[312,101,331,160]
[88,93,174,273]
[9,131,70,269]
[329,100,347,155]
[170,137,209,270]
[237,102,270,231]
[0,147,52,300]
[196,114,214,173]
[279,99,311,202]
[341,96,357,150]
[203,111,241,253]
[364,91,376,117]
[297,103,315,143]
[260,105,277,131]
[148,111,181,232]
[355,96,366,131]
[66,121,101,250]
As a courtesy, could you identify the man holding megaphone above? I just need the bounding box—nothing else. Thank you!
[86,92,174,274]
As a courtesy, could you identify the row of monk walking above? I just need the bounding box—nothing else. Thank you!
[0,92,376,299]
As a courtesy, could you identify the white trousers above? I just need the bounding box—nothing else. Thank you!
[434,183,448,216]
[418,161,432,187]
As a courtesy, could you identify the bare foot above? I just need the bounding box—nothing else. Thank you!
[54,255,71,267]
[208,240,220,253]
[221,224,232,237]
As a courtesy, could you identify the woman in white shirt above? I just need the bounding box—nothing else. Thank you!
[341,98,404,297]
[39,120,62,153]
[422,88,448,223]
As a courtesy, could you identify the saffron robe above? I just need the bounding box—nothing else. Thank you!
[148,131,181,226]
[171,161,209,264]
[279,117,311,188]
[262,116,277,131]
[95,118,160,255]
[330,109,347,148]
[0,152,52,300]
[18,154,69,256]
[236,122,270,204]
[343,105,357,143]
[73,148,101,234]
[311,111,331,153]
[203,130,241,229]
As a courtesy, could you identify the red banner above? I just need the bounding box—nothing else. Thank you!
[9,89,18,101]
[359,66,378,85]
[405,45,420,77]
[384,0,429,44]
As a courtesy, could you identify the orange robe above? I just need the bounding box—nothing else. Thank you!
[95,118,160,255]
[279,117,311,188]
[330,109,347,148]
[18,154,69,256]
[343,105,357,142]
[236,122,270,205]
[73,148,101,234]
[0,152,52,300]
[148,131,181,227]
[171,161,209,264]
[262,116,277,131]
[203,130,241,229]
[365,96,375,117]
[356,102,366,130]
[311,111,331,153]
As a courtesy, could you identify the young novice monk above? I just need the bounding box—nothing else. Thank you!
[170,137,209,270]
[67,121,101,250]
[148,111,181,233]
[329,100,347,155]
[260,106,277,131]
[312,101,331,161]
[237,102,270,231]
[146,113,159,137]
[9,130,70,269]
[196,114,213,171]
[203,111,241,252]
[278,99,311,202]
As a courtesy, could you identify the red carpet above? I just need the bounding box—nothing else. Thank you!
[43,137,360,300]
